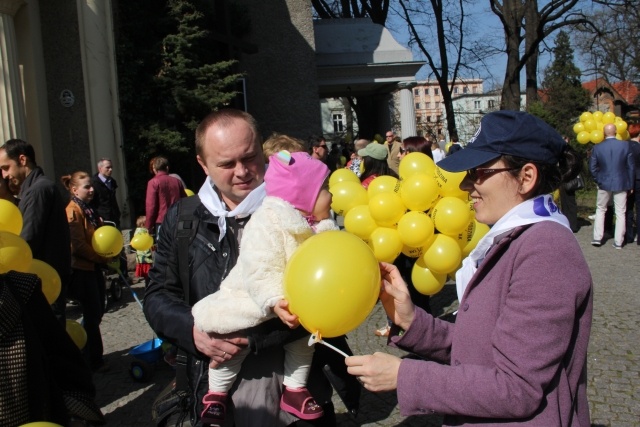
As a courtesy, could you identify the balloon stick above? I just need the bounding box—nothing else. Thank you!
[308,332,349,358]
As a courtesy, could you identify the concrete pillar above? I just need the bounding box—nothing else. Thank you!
[398,81,417,139]
[0,0,26,143]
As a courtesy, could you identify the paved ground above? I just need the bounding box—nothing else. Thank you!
[73,220,639,426]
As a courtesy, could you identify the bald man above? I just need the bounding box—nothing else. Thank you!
[589,122,635,248]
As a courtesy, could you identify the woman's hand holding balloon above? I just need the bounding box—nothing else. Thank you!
[379,262,415,331]
[345,352,402,392]
[274,299,300,329]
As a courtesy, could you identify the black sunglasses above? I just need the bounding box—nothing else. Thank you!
[466,167,519,182]
[317,144,327,149]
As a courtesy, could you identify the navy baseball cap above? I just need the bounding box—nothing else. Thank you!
[438,111,565,172]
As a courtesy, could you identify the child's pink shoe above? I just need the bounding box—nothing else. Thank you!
[280,386,324,420]
[201,391,227,426]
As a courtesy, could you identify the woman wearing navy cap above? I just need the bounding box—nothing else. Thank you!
[346,111,593,426]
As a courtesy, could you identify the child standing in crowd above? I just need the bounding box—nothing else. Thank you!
[133,216,153,285]
[192,151,337,425]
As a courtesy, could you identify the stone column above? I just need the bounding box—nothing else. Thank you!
[0,0,26,143]
[398,81,417,138]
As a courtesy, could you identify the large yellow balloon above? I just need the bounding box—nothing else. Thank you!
[615,120,628,134]
[368,192,406,227]
[284,231,380,338]
[462,221,490,257]
[19,423,64,427]
[592,111,603,122]
[576,131,591,144]
[579,111,593,123]
[401,245,423,258]
[616,130,630,140]
[28,259,61,304]
[131,233,154,251]
[583,119,596,132]
[92,226,123,257]
[344,205,377,240]
[0,199,22,235]
[329,181,368,216]
[590,130,604,144]
[368,227,403,262]
[328,169,360,188]
[367,175,399,199]
[66,319,87,350]
[421,234,461,275]
[434,168,467,199]
[397,211,434,248]
[572,122,585,134]
[411,258,447,295]
[431,197,472,236]
[0,231,33,273]
[399,173,440,212]
[398,152,435,180]
[602,112,615,124]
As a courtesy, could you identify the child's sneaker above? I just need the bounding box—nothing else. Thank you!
[201,391,227,426]
[280,386,324,420]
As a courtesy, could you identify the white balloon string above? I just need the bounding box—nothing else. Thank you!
[308,333,349,358]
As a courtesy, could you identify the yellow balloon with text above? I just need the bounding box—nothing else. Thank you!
[368,227,403,262]
[284,231,380,338]
[328,169,360,188]
[400,173,440,212]
[397,211,434,248]
[462,221,490,257]
[367,175,399,198]
[434,167,467,199]
[368,192,406,227]
[411,258,447,295]
[401,244,423,258]
[421,234,462,275]
[66,319,87,350]
[28,259,61,304]
[344,204,378,240]
[0,199,23,235]
[92,226,123,257]
[329,181,368,216]
[431,196,472,236]
[398,152,435,180]
[0,231,33,273]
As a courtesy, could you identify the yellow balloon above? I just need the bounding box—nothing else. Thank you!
[397,211,434,248]
[91,226,123,257]
[434,167,467,199]
[411,258,447,295]
[368,227,403,262]
[131,233,154,251]
[431,197,472,236]
[398,152,435,180]
[592,111,603,122]
[590,130,604,144]
[422,234,462,275]
[19,423,64,427]
[28,259,61,304]
[579,111,593,123]
[450,220,476,248]
[284,231,380,338]
[445,142,452,153]
[462,221,490,257]
[184,188,195,196]
[329,181,368,216]
[66,319,87,350]
[576,131,591,144]
[399,173,440,212]
[615,121,628,134]
[616,130,630,140]
[328,169,360,188]
[344,205,378,240]
[0,199,22,235]
[0,231,33,273]
[602,112,615,124]
[367,175,400,199]
[572,122,585,134]
[401,245,423,258]
[368,192,406,227]
[583,119,596,132]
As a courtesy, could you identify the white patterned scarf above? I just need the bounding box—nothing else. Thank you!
[455,194,570,303]
[197,177,266,241]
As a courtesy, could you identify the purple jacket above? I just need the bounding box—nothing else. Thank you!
[390,221,593,426]
[145,171,186,230]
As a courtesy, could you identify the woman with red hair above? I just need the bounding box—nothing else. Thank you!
[625,123,640,244]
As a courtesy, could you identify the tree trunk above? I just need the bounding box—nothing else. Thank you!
[341,97,354,143]
[524,0,540,109]
[500,0,524,110]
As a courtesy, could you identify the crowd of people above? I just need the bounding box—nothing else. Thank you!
[0,107,611,427]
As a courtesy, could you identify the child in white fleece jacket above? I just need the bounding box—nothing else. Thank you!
[192,150,336,425]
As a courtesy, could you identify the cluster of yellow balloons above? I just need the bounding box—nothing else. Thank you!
[329,153,489,296]
[284,231,380,338]
[573,111,629,144]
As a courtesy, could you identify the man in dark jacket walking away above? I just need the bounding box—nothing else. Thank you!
[0,139,72,324]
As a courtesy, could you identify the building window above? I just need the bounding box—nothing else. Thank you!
[434,101,439,108]
[426,102,431,108]
[425,88,429,95]
[414,88,420,96]
[473,86,478,93]
[474,100,481,108]
[332,113,344,133]
[415,102,421,110]
[435,88,439,95]
[454,87,459,94]
[463,87,469,94]
[427,116,432,122]
[488,100,495,109]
